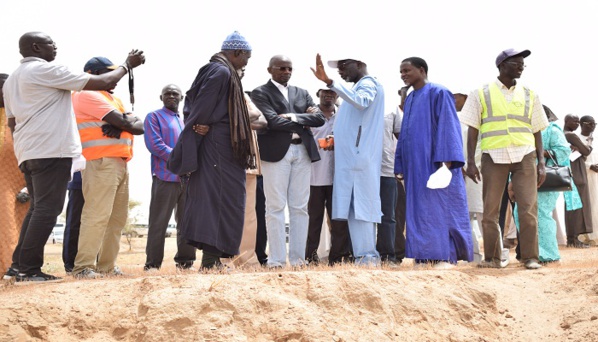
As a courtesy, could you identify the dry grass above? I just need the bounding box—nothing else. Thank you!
[40,236,404,277]
[11,236,598,285]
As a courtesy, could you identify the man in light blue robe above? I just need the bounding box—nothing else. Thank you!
[311,54,384,265]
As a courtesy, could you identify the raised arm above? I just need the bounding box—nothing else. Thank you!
[83,50,145,91]
[330,79,378,111]
[311,53,377,112]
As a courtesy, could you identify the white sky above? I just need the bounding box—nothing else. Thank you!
[2,0,597,221]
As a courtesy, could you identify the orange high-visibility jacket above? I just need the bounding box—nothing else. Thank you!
[75,91,133,161]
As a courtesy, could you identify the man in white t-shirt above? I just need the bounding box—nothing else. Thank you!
[2,31,145,284]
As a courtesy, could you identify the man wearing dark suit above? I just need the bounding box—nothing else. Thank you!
[251,55,325,267]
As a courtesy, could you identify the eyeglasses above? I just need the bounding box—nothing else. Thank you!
[337,60,357,70]
[271,66,293,72]
[34,39,56,45]
[504,61,526,68]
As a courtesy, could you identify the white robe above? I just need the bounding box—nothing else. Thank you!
[583,133,598,242]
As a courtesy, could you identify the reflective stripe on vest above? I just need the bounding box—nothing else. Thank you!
[78,121,133,148]
[75,91,134,161]
[479,83,535,150]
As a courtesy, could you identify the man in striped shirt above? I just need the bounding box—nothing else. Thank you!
[144,84,197,271]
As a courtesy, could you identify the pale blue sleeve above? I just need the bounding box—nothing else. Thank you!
[329,77,378,111]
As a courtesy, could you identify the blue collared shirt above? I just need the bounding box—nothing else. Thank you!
[144,107,184,182]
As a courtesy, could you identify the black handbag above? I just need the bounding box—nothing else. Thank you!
[538,152,572,192]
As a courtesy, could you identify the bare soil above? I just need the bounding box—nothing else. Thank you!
[1,237,596,342]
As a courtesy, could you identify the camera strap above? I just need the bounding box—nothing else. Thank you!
[128,66,135,111]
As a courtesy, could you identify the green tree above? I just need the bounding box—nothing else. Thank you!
[122,199,143,251]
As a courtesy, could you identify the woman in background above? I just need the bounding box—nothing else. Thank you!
[513,105,580,262]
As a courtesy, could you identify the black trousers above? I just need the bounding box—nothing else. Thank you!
[378,177,397,260]
[145,177,196,268]
[255,175,268,265]
[306,185,352,263]
[63,187,84,272]
[394,180,407,261]
[12,158,71,275]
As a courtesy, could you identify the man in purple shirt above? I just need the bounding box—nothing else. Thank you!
[144,84,196,271]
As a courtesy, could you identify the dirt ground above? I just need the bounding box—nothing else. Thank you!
[0,237,596,342]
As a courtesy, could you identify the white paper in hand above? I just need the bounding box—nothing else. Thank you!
[569,151,582,162]
[70,155,87,181]
[426,164,452,189]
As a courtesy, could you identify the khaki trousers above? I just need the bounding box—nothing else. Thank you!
[73,158,129,274]
[233,174,258,267]
[481,152,539,262]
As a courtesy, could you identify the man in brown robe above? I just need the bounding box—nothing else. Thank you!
[0,73,29,276]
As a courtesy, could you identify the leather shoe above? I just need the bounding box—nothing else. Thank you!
[306,252,320,266]
[524,260,542,270]
[477,260,502,269]
[382,259,402,269]
[567,240,590,248]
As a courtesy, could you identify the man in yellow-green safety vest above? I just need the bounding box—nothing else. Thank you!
[459,48,549,270]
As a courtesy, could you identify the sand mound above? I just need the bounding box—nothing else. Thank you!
[1,241,596,341]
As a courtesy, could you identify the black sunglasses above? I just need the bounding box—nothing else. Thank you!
[271,66,293,72]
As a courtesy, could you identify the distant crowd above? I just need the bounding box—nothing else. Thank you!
[1,31,596,285]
